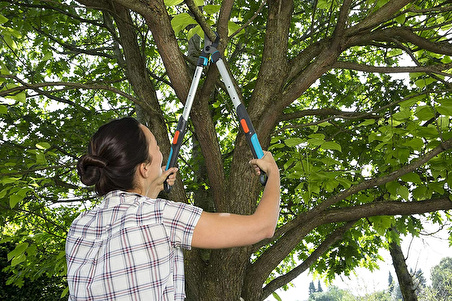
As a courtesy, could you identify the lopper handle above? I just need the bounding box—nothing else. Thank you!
[236,104,267,185]
[164,116,188,193]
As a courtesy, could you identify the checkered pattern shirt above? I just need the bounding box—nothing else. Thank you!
[66,190,203,301]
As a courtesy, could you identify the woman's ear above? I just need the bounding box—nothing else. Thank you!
[138,162,149,178]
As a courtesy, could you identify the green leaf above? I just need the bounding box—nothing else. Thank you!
[307,138,324,146]
[324,179,339,192]
[36,142,51,149]
[430,182,445,194]
[308,133,325,139]
[415,106,435,120]
[164,0,183,5]
[7,242,29,261]
[436,103,452,116]
[284,137,304,147]
[0,14,8,25]
[36,151,47,164]
[317,0,331,9]
[412,185,427,200]
[0,187,10,198]
[400,94,425,108]
[272,292,282,301]
[0,104,7,114]
[358,119,376,127]
[402,137,424,150]
[10,194,24,208]
[395,14,406,24]
[11,253,26,266]
[397,185,409,200]
[171,13,197,35]
[392,109,411,121]
[61,287,69,298]
[187,25,204,41]
[386,181,400,197]
[400,172,422,184]
[437,116,450,130]
[42,51,53,61]
[321,141,342,152]
[336,177,352,189]
[414,78,436,88]
[388,49,403,57]
[228,21,242,36]
[369,216,393,236]
[9,187,29,208]
[5,90,26,103]
[3,34,17,49]
[447,171,452,188]
[204,5,220,14]
[1,177,21,184]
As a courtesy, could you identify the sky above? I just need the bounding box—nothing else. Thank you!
[265,218,452,301]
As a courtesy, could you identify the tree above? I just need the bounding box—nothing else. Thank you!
[309,281,317,295]
[1,0,452,300]
[317,280,324,293]
[412,268,427,297]
[308,285,355,301]
[431,257,452,300]
[388,272,394,294]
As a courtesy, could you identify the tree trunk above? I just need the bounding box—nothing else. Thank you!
[389,235,418,301]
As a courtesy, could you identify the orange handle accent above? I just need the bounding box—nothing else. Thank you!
[240,119,250,133]
[172,131,180,144]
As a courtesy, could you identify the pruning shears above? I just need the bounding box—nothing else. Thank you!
[164,34,267,193]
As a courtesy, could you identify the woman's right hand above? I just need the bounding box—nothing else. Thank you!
[249,151,279,177]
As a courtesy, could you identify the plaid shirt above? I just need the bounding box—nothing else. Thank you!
[66,190,202,301]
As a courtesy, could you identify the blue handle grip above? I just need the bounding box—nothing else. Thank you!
[236,104,267,185]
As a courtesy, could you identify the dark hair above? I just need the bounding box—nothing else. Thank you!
[77,117,150,196]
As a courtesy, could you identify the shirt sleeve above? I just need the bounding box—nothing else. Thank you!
[160,200,203,250]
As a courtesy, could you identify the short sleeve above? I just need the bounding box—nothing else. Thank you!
[160,200,203,250]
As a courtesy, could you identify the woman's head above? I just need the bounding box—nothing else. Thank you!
[77,117,151,196]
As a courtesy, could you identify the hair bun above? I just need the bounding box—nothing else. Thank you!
[77,154,107,186]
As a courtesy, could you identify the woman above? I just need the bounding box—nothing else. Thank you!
[66,117,280,300]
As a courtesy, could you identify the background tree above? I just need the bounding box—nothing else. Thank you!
[1,0,452,300]
[388,272,395,294]
[309,280,317,295]
[308,285,356,301]
[317,280,323,293]
[431,257,452,300]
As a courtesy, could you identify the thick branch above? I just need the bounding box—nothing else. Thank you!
[0,75,145,109]
[347,0,412,35]
[320,197,452,224]
[331,0,352,42]
[261,221,356,300]
[280,108,379,122]
[260,195,452,299]
[333,61,452,77]
[347,27,452,56]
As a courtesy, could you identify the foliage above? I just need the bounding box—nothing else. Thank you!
[1,0,452,300]
[431,257,452,300]
[308,285,356,301]
[0,240,66,300]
